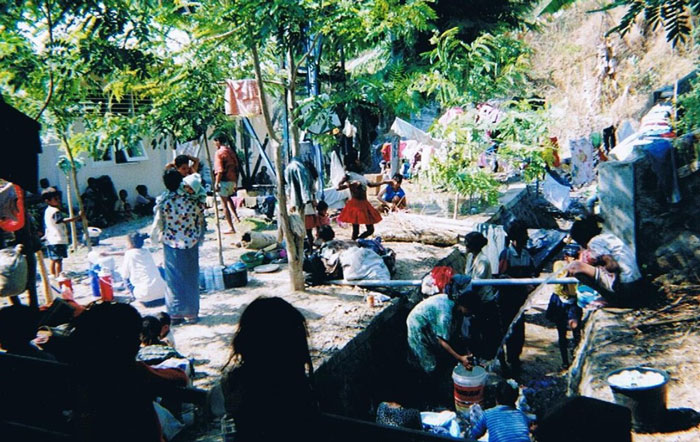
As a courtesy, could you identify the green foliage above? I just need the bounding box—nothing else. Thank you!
[677,75,700,133]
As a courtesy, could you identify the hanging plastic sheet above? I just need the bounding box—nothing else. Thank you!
[542,172,571,212]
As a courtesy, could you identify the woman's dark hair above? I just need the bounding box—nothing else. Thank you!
[495,380,519,407]
[229,297,313,376]
[505,219,529,245]
[71,303,143,365]
[163,168,183,192]
[174,155,190,168]
[465,232,488,253]
[156,312,171,327]
[316,201,328,212]
[317,225,335,241]
[570,215,603,248]
[392,173,403,183]
[140,316,163,346]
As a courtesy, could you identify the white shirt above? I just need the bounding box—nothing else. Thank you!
[44,206,68,245]
[119,248,167,302]
[465,250,497,302]
[588,233,642,283]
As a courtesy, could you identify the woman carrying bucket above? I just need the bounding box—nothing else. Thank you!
[406,279,480,406]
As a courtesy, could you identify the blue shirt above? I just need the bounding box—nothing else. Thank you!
[469,405,531,442]
[383,185,405,202]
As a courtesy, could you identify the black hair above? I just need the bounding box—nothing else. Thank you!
[0,305,40,350]
[229,296,313,376]
[141,315,163,346]
[174,155,190,168]
[316,201,328,212]
[39,178,50,189]
[119,189,128,198]
[87,177,97,186]
[41,187,60,201]
[135,184,148,195]
[495,380,519,407]
[392,173,403,182]
[156,312,171,327]
[127,232,146,249]
[506,219,529,245]
[465,232,488,254]
[344,151,361,173]
[163,168,183,192]
[455,289,481,312]
[214,133,230,145]
[71,303,143,365]
[317,225,335,242]
[570,215,603,248]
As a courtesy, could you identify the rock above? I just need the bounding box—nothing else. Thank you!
[654,231,700,283]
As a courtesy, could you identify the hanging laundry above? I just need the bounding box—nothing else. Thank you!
[569,138,596,187]
[224,79,262,116]
[476,223,506,272]
[342,119,357,138]
[643,138,682,204]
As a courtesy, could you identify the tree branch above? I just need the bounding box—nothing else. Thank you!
[34,0,55,121]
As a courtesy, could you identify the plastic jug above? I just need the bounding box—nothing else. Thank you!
[98,268,114,301]
[213,266,225,291]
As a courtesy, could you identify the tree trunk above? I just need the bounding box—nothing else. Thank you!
[286,46,301,158]
[252,43,305,291]
[60,133,91,252]
[63,178,79,253]
[202,132,224,267]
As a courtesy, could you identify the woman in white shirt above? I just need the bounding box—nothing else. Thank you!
[119,232,168,307]
[464,232,502,360]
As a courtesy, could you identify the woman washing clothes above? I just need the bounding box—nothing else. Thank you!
[337,151,389,240]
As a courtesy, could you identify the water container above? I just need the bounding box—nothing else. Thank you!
[204,266,215,292]
[607,366,669,432]
[452,365,487,415]
[213,266,225,291]
[89,265,101,297]
[98,268,114,301]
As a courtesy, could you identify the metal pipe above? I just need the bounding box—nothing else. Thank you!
[327,277,579,288]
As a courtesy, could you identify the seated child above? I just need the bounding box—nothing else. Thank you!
[157,311,176,349]
[134,184,156,216]
[118,232,168,307]
[115,189,133,219]
[137,315,192,379]
[545,244,582,369]
[470,380,532,442]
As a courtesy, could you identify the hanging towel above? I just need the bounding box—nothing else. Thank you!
[569,138,596,187]
[542,172,571,212]
[224,79,262,116]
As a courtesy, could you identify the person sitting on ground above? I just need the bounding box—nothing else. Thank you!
[165,154,200,177]
[69,302,189,442]
[134,185,156,216]
[377,173,407,213]
[221,297,320,442]
[568,215,642,307]
[117,232,168,307]
[253,165,272,186]
[157,312,176,349]
[546,244,582,369]
[115,189,133,219]
[406,282,481,406]
[469,380,532,442]
[136,315,187,369]
[0,305,56,361]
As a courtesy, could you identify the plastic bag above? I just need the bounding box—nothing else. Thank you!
[340,247,390,281]
[0,245,27,297]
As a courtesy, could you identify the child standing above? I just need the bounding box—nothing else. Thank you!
[316,201,330,227]
[42,188,81,277]
[337,152,387,240]
[497,220,536,376]
[545,244,582,369]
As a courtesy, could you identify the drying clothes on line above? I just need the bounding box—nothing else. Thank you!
[284,159,315,210]
[224,79,262,117]
[321,187,350,210]
[569,138,596,187]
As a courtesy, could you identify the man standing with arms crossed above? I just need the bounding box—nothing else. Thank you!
[213,134,241,234]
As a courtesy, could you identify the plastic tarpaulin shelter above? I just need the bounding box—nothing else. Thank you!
[389,118,441,147]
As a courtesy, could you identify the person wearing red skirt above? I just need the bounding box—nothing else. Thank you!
[337,153,388,240]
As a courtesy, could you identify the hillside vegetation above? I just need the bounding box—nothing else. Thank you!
[527,0,698,139]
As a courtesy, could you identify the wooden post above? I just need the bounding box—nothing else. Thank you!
[202,132,225,267]
[35,250,52,304]
[63,178,79,253]
[60,133,91,252]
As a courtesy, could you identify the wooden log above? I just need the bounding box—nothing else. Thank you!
[35,250,52,305]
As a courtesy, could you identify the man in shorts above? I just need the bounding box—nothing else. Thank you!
[213,134,241,234]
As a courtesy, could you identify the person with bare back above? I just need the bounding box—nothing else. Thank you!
[213,133,241,234]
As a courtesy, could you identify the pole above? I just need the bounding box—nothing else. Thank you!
[327,277,580,288]
[202,132,225,267]
[35,250,52,304]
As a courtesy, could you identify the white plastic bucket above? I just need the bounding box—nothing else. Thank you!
[87,227,102,245]
[452,365,487,414]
